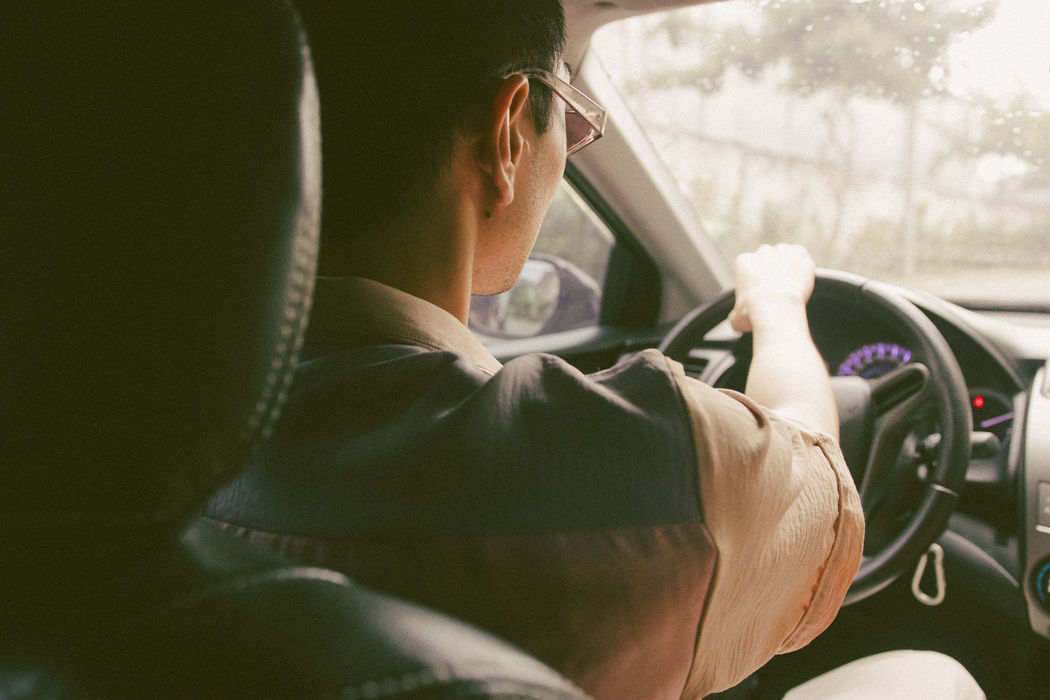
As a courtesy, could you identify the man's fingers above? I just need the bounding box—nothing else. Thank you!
[733,244,815,306]
[728,304,753,333]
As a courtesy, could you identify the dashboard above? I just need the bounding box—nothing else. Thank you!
[832,340,1015,444]
[805,287,1050,641]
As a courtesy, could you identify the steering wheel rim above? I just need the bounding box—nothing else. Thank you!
[659,269,971,604]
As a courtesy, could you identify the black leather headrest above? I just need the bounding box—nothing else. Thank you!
[0,1,321,570]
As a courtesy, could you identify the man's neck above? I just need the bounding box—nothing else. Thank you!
[358,266,472,326]
[319,201,477,326]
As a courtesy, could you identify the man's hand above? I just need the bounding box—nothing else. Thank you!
[728,243,815,335]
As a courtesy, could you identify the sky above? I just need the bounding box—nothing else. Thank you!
[949,0,1050,107]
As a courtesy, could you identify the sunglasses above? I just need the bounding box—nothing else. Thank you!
[518,69,607,155]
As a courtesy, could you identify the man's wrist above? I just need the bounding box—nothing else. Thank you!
[743,291,810,338]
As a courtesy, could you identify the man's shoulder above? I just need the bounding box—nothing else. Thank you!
[301,342,686,408]
[211,344,703,538]
[497,347,690,420]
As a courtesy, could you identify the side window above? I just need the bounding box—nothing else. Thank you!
[469,180,615,343]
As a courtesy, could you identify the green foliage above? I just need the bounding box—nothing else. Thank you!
[848,215,907,277]
[942,91,1050,188]
[920,214,1050,268]
[742,0,996,105]
[644,0,997,106]
[623,16,727,93]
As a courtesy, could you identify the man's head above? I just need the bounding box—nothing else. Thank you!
[295,0,566,280]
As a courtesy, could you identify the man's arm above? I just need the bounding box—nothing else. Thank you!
[728,243,839,439]
[670,244,863,698]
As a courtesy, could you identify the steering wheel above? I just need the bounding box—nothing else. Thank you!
[659,269,972,604]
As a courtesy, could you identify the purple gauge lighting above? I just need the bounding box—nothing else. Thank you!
[837,342,914,380]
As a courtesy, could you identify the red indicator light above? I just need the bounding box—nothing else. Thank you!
[973,396,985,408]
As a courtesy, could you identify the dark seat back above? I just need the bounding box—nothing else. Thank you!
[0,3,588,698]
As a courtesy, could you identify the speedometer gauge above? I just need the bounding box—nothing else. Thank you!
[836,343,913,379]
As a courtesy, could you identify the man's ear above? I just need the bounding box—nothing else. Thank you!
[476,74,531,208]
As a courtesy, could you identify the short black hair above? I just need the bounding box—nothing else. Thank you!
[293,1,566,259]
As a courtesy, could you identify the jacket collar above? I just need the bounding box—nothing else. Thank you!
[306,276,503,375]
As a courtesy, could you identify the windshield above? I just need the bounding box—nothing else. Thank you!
[592,0,1050,309]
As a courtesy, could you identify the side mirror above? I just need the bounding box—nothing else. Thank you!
[469,253,601,340]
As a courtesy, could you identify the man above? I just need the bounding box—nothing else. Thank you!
[207,3,864,698]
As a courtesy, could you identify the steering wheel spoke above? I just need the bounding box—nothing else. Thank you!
[859,363,932,505]
[680,344,742,384]
[859,364,942,552]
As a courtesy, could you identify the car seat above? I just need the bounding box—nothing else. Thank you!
[0,3,588,698]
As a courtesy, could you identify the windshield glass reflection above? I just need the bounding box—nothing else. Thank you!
[594,0,1050,309]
